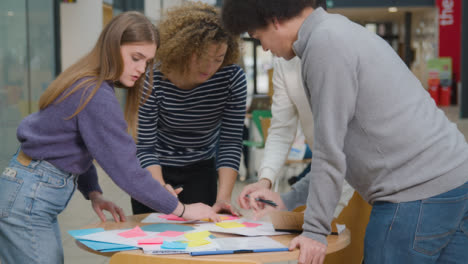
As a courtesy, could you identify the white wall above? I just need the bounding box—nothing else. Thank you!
[144,0,186,23]
[60,0,103,70]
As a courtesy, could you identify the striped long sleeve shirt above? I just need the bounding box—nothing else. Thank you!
[136,64,247,171]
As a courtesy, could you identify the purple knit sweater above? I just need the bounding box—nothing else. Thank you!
[16,78,178,214]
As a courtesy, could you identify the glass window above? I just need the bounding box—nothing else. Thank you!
[0,0,57,168]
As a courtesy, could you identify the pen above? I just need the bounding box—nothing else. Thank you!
[245,194,277,207]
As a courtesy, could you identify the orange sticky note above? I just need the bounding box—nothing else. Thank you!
[158,231,185,237]
[138,237,164,245]
[220,215,240,221]
[118,226,147,238]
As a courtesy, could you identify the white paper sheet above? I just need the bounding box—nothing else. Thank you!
[195,219,290,236]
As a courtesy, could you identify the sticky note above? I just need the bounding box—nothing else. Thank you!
[184,231,211,240]
[158,231,185,237]
[137,237,164,245]
[159,214,186,221]
[220,215,240,221]
[242,222,262,228]
[118,226,147,238]
[215,222,246,228]
[161,241,187,250]
[188,239,211,247]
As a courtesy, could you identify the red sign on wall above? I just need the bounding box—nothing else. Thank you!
[437,0,462,82]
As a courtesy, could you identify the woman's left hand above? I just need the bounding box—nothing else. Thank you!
[89,191,126,222]
[212,199,241,216]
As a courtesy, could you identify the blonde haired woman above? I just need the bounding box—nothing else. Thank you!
[133,2,247,215]
[0,11,218,264]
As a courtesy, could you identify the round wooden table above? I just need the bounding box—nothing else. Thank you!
[76,214,351,264]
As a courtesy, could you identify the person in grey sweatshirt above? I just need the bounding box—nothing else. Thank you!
[222,1,468,263]
[0,11,219,264]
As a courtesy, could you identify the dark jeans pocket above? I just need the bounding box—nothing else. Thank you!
[413,192,467,256]
[0,168,24,218]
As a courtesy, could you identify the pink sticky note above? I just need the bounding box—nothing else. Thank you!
[118,226,147,238]
[158,231,185,237]
[158,214,186,221]
[242,222,262,228]
[138,237,164,245]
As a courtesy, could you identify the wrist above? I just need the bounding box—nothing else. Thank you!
[216,196,231,204]
[178,203,185,217]
[173,202,185,217]
[88,191,102,201]
[258,178,272,189]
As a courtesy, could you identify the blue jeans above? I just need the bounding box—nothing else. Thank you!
[364,181,468,263]
[0,150,77,264]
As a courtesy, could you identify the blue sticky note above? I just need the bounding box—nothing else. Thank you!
[161,241,188,250]
[141,224,194,233]
[68,228,105,237]
[68,228,138,252]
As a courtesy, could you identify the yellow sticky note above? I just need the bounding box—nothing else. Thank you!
[215,222,246,229]
[184,231,211,240]
[188,239,211,247]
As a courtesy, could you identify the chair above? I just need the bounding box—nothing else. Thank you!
[324,192,372,264]
[243,110,272,148]
[109,251,261,264]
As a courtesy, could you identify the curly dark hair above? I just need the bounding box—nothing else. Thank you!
[221,0,317,35]
[156,2,240,76]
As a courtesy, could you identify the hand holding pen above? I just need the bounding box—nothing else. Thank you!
[242,189,286,220]
[245,194,278,207]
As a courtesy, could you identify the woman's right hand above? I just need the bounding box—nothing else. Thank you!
[172,202,221,222]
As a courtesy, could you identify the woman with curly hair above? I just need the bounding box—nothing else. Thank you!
[132,2,247,216]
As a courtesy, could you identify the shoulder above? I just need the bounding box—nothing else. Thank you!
[217,64,244,77]
[78,79,120,112]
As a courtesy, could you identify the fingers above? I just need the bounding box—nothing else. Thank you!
[174,187,183,195]
[238,187,251,209]
[110,207,121,223]
[164,184,178,197]
[117,207,127,222]
[93,205,107,222]
[289,236,300,251]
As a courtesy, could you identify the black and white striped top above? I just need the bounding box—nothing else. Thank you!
[136,64,247,171]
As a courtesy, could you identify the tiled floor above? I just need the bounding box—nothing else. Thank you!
[55,106,468,263]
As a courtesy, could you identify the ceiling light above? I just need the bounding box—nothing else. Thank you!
[7,11,14,16]
[388,7,398,13]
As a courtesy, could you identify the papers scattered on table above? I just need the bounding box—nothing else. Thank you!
[196,219,290,236]
[141,213,239,224]
[141,213,199,224]
[70,218,291,255]
[190,236,289,256]
[68,228,138,252]
[75,226,218,255]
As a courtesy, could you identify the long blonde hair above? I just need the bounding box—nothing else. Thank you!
[39,11,159,138]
